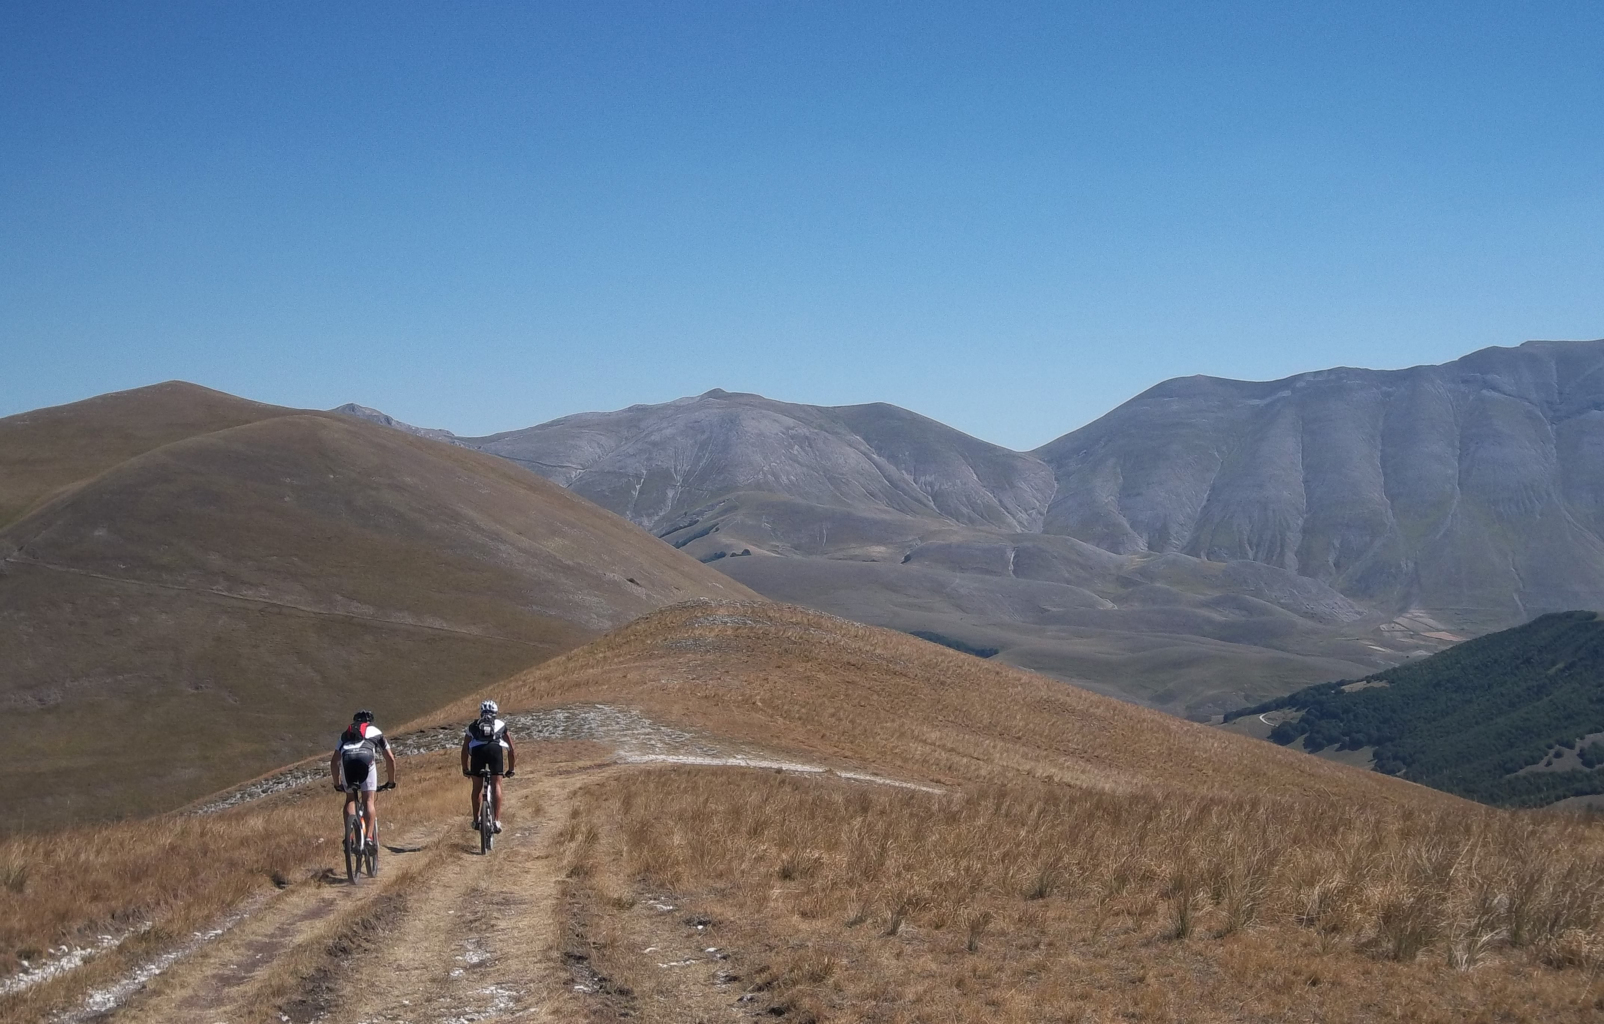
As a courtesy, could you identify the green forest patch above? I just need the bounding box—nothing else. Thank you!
[1226,611,1604,807]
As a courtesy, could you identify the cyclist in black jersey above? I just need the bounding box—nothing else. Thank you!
[461,700,516,833]
[331,710,397,849]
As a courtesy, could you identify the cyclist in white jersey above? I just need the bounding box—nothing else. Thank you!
[461,700,516,833]
[330,710,397,849]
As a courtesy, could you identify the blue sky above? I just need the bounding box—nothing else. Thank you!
[3,2,1601,449]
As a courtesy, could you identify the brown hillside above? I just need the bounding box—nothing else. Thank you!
[6,602,1600,1023]
[0,382,294,530]
[0,385,753,828]
[428,600,1446,805]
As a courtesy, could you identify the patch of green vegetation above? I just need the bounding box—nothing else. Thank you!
[906,630,999,659]
[1226,611,1604,807]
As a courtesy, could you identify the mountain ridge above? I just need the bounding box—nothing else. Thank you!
[331,337,1604,714]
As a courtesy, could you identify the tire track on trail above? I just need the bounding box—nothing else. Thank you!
[92,770,592,1024]
[96,816,443,1024]
[318,775,578,1024]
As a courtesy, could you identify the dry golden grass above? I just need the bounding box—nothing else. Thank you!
[423,600,1604,1021]
[571,766,1604,1022]
[422,600,1452,807]
[0,804,320,974]
[0,747,477,1022]
[9,599,1601,1022]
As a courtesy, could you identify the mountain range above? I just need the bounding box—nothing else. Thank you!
[345,339,1604,716]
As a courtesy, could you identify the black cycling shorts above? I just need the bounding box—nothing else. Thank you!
[341,749,377,792]
[469,744,505,777]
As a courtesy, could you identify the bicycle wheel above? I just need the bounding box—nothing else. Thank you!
[479,781,493,854]
[344,813,360,884]
[366,834,380,877]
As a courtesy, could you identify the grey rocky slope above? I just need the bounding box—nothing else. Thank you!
[452,393,1434,716]
[469,389,1056,534]
[1039,339,1604,633]
[347,339,1604,717]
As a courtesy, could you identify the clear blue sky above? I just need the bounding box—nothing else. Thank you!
[3,2,1601,449]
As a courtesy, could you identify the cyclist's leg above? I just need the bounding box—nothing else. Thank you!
[362,756,379,841]
[470,775,483,821]
[340,760,357,823]
[490,776,503,822]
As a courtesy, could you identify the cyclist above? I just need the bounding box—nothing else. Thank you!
[331,710,397,851]
[461,699,516,833]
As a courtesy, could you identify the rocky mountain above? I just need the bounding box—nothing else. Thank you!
[468,390,1056,535]
[342,339,1604,717]
[436,396,1425,717]
[1039,339,1604,634]
[0,383,752,826]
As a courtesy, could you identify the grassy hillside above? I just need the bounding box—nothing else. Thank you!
[420,601,1449,803]
[7,602,1601,1024]
[1227,610,1604,806]
[0,384,753,828]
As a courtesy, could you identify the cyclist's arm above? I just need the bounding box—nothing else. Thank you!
[460,736,471,775]
[505,733,516,773]
[382,742,397,785]
[329,749,341,785]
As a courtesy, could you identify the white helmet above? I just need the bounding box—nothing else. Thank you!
[479,699,498,717]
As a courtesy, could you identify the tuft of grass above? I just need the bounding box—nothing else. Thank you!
[0,855,27,895]
[963,908,992,952]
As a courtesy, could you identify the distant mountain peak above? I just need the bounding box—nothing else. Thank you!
[331,403,462,445]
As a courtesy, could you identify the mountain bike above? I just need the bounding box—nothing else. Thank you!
[341,780,395,883]
[473,766,515,854]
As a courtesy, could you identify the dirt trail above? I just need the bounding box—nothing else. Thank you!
[97,768,598,1024]
[53,707,934,1024]
[322,772,584,1024]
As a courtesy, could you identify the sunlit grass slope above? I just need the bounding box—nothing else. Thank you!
[496,603,1603,1022]
[1,601,1600,1022]
[438,600,1451,803]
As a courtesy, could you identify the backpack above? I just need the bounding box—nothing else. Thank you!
[468,717,504,745]
[342,722,376,753]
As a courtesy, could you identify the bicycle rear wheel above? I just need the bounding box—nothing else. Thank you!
[344,813,360,884]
